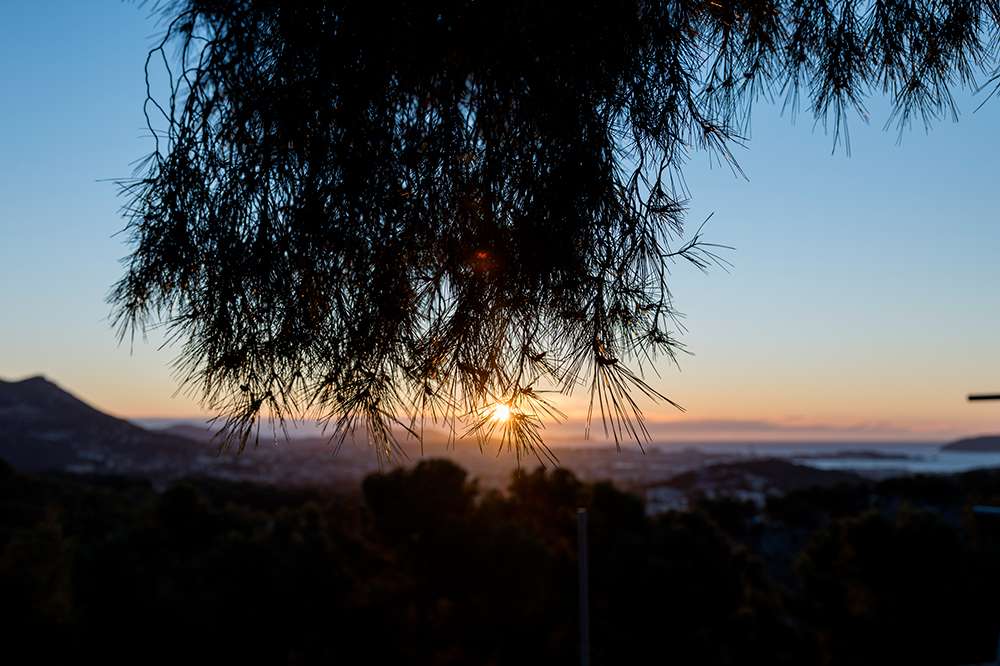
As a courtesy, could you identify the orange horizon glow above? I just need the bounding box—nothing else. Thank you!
[7,369,998,445]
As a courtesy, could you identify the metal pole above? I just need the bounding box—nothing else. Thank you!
[577,507,591,666]
[969,394,1000,401]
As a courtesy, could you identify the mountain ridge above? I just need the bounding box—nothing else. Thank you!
[0,375,198,474]
[942,435,1000,452]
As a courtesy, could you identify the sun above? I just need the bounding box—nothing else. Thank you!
[491,403,512,423]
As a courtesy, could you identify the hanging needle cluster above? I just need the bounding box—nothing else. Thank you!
[113,1,1000,462]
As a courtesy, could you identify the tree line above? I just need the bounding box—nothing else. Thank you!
[4,457,1000,664]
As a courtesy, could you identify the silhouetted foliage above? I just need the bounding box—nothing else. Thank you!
[6,463,1000,663]
[112,1,1000,457]
[797,507,977,665]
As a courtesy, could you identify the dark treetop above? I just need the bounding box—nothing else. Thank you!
[112,0,1000,461]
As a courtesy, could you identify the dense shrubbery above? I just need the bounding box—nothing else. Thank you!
[4,458,1000,664]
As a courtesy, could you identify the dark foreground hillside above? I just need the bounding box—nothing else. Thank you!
[4,458,1000,665]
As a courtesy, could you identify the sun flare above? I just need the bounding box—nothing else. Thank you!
[491,403,512,423]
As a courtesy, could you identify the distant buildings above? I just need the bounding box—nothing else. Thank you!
[644,485,688,514]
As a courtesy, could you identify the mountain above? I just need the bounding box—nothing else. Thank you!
[0,375,391,486]
[0,376,197,475]
[661,458,865,498]
[158,423,219,444]
[942,435,1000,452]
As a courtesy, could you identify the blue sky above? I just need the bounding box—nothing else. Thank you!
[2,1,999,442]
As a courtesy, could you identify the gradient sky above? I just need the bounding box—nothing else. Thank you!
[2,1,999,443]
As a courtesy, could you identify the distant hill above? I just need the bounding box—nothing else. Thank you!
[0,376,398,486]
[158,423,219,444]
[662,458,864,497]
[942,435,1000,452]
[0,375,198,474]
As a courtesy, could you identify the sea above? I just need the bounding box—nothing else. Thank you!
[685,441,1000,476]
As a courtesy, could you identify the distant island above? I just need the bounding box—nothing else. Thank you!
[943,435,1000,452]
[791,450,919,461]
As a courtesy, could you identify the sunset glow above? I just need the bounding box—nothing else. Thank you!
[491,403,512,423]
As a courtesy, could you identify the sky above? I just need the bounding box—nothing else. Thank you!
[1,1,999,444]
